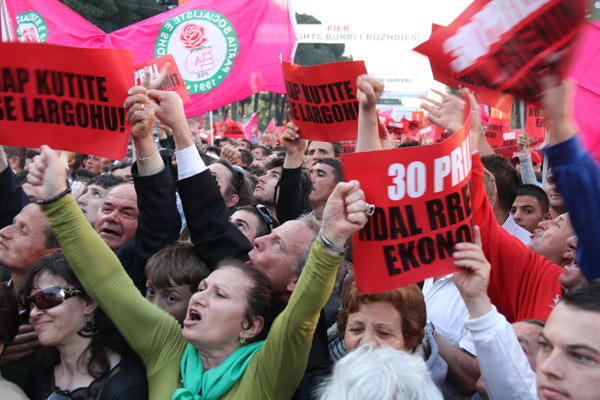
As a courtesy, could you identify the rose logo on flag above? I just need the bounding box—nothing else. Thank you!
[156,10,239,94]
[15,11,48,43]
[180,23,208,49]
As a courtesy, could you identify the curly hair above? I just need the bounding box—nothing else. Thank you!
[21,254,138,378]
[337,282,426,353]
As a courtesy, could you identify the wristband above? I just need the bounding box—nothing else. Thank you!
[318,230,346,255]
[35,186,71,205]
[136,148,158,162]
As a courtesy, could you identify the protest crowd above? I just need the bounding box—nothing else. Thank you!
[1,1,600,400]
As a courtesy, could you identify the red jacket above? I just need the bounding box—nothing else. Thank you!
[472,153,563,322]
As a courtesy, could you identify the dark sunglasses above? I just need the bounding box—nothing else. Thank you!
[255,204,277,233]
[25,286,83,312]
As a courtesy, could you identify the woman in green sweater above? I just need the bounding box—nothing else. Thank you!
[27,142,368,400]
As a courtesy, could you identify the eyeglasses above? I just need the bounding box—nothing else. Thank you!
[255,204,277,233]
[24,286,83,312]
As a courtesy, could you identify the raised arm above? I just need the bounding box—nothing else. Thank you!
[276,121,308,223]
[355,75,384,152]
[517,132,538,185]
[248,180,368,398]
[117,86,181,292]
[453,227,537,400]
[542,76,600,282]
[147,90,252,268]
[27,146,185,395]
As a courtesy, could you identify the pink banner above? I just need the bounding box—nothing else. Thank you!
[3,0,296,118]
[568,20,600,163]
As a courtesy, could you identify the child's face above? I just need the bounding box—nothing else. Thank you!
[145,281,193,325]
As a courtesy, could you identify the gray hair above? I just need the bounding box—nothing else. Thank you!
[317,345,442,400]
[289,214,321,276]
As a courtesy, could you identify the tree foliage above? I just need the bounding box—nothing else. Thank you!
[59,0,173,33]
[293,13,353,67]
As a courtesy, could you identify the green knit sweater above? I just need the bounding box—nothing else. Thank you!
[43,195,342,400]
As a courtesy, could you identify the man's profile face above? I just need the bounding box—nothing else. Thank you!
[559,235,586,290]
[528,213,574,266]
[253,167,281,206]
[0,204,55,271]
[309,163,337,205]
[94,185,138,252]
[536,302,600,400]
[246,220,314,296]
[511,195,545,233]
[306,141,335,167]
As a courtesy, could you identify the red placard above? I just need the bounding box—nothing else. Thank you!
[341,110,474,293]
[414,0,587,102]
[134,54,191,103]
[484,116,506,149]
[495,129,521,159]
[0,42,133,160]
[282,60,367,142]
[525,105,546,145]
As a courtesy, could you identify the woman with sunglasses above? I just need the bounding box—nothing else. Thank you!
[27,136,367,400]
[20,254,148,400]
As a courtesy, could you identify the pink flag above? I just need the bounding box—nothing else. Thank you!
[568,19,600,163]
[3,0,296,117]
[266,118,276,130]
[244,112,257,140]
[380,108,394,119]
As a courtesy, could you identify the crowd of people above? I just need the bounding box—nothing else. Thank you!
[0,53,599,400]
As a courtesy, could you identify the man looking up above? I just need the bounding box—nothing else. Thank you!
[309,158,342,220]
[253,158,283,216]
[511,184,552,233]
[527,213,574,267]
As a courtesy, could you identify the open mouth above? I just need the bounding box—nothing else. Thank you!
[190,311,201,321]
[100,228,119,237]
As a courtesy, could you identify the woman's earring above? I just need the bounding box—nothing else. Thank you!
[238,337,246,345]
[77,315,100,338]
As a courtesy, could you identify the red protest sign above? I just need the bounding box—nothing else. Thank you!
[415,1,587,103]
[0,42,133,160]
[341,112,474,293]
[282,60,367,142]
[484,116,506,149]
[134,54,191,103]
[525,105,546,145]
[496,129,521,159]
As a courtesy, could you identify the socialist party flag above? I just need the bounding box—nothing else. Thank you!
[2,0,296,117]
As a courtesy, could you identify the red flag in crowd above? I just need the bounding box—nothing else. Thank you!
[2,0,296,117]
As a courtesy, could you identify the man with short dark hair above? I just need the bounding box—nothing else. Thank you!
[253,157,283,215]
[305,140,341,167]
[481,155,532,244]
[309,158,342,220]
[2,147,26,173]
[511,184,552,233]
